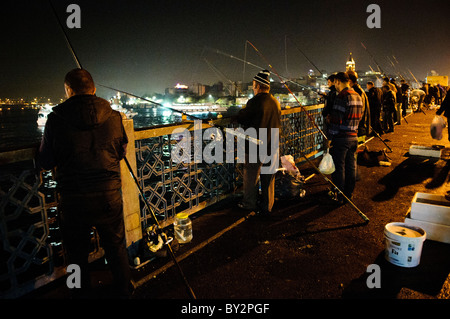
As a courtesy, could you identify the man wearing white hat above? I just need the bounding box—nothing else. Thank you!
[236,70,281,215]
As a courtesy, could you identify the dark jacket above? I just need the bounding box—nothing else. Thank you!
[353,84,371,137]
[322,85,337,118]
[237,92,281,154]
[382,90,396,112]
[437,93,450,118]
[367,87,382,112]
[38,94,128,193]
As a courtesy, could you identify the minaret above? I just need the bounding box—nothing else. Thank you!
[346,53,355,72]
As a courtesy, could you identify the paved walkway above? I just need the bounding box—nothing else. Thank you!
[26,108,450,304]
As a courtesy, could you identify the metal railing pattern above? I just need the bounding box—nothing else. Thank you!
[0,104,324,298]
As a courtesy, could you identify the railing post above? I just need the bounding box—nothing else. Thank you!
[120,117,142,249]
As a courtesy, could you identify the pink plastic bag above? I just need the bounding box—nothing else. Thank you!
[430,115,446,140]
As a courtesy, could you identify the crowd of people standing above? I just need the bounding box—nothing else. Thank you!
[323,73,448,137]
[321,70,449,205]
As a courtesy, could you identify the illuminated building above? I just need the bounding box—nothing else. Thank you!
[346,53,355,72]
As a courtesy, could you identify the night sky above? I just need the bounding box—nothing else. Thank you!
[2,0,450,101]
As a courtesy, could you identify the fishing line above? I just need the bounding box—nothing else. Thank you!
[47,0,197,299]
[285,35,323,76]
[204,46,317,92]
[246,41,369,224]
[203,57,244,96]
[246,40,328,141]
[361,42,385,76]
[96,84,262,145]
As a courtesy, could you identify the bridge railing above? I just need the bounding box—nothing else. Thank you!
[0,103,324,298]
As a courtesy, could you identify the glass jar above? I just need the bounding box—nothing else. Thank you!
[173,212,193,243]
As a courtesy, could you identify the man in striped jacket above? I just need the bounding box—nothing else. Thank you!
[327,72,363,204]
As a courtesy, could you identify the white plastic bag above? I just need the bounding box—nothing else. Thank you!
[430,115,446,140]
[281,155,300,176]
[318,151,335,175]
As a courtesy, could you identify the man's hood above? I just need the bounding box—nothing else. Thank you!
[52,95,113,130]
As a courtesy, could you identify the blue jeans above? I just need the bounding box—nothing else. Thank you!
[329,137,358,199]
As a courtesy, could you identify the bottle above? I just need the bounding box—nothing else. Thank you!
[174,212,193,244]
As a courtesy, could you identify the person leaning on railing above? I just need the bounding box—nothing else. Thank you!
[235,70,281,216]
[37,68,133,298]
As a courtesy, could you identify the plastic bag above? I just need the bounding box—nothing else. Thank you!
[275,155,306,199]
[318,151,335,174]
[280,155,300,176]
[430,115,446,140]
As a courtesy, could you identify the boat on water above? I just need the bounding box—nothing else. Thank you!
[170,103,228,113]
[36,102,138,127]
[111,103,138,118]
[37,104,52,126]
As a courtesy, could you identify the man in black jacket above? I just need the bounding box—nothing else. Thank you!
[321,74,337,139]
[382,85,396,133]
[400,79,410,116]
[366,81,383,135]
[436,88,450,141]
[236,70,281,215]
[321,74,337,119]
[38,69,132,297]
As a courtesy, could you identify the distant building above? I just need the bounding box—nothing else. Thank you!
[165,83,189,95]
[358,70,383,88]
[346,53,356,72]
[190,83,207,96]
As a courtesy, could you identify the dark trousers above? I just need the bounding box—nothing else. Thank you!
[370,107,383,134]
[329,137,358,199]
[417,95,425,111]
[60,189,132,297]
[242,155,276,213]
[402,95,409,116]
[383,109,395,132]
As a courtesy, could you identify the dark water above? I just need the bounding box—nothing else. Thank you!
[0,106,42,151]
[0,105,234,151]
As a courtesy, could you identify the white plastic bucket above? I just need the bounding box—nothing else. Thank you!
[384,222,426,268]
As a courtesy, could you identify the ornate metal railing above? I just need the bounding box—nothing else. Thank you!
[133,104,325,229]
[0,103,324,298]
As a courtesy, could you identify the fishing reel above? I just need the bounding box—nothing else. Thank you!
[143,224,177,256]
[144,225,167,253]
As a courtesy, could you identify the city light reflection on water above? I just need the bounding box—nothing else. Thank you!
[0,106,227,151]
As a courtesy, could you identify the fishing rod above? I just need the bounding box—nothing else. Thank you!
[390,55,407,81]
[122,157,197,299]
[47,0,197,299]
[302,153,369,223]
[361,42,385,77]
[97,83,262,146]
[246,41,369,224]
[408,69,420,86]
[285,35,323,76]
[203,57,244,96]
[284,36,290,78]
[205,46,319,92]
[246,41,328,141]
[387,56,405,81]
[49,0,82,69]
[276,38,388,153]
